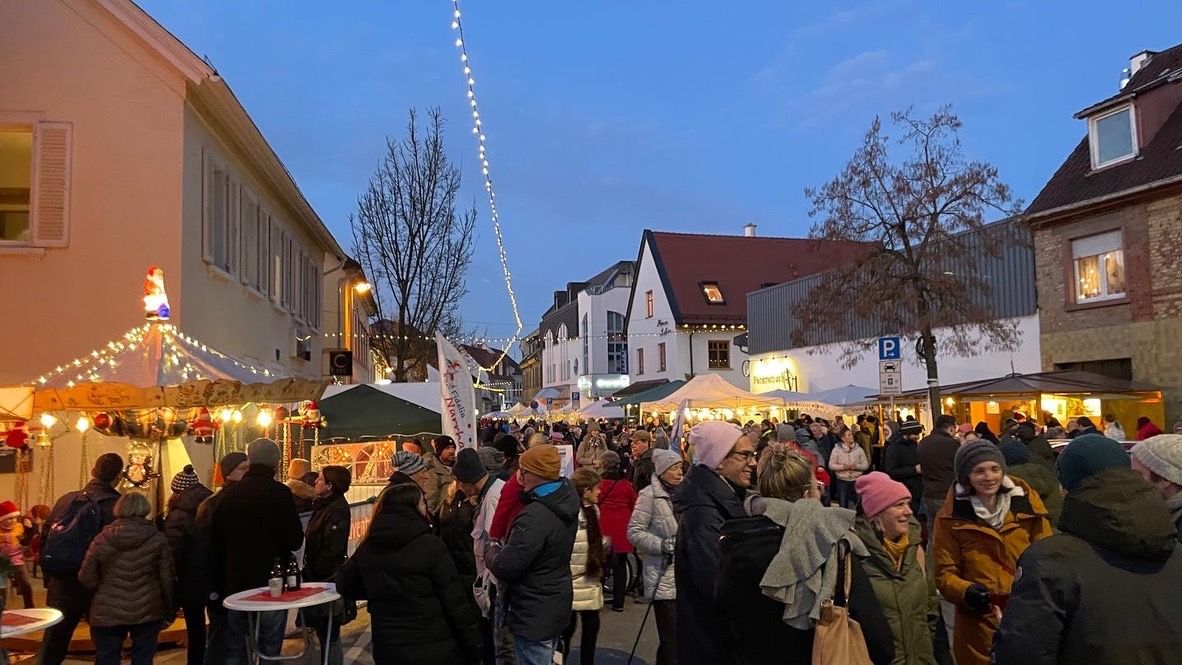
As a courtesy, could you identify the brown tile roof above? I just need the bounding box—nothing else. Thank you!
[1027,44,1182,217]
[634,230,869,325]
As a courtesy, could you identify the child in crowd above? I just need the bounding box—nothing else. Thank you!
[0,500,35,607]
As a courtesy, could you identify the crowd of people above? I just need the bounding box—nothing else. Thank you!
[15,408,1182,664]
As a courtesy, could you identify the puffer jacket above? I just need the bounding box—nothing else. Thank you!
[933,476,1052,665]
[79,517,175,627]
[576,433,608,470]
[163,483,213,606]
[1006,463,1063,526]
[626,475,677,601]
[488,478,580,641]
[992,468,1182,665]
[829,442,871,481]
[855,517,937,665]
[570,505,605,611]
[598,476,637,554]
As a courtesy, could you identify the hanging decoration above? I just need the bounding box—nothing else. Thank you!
[143,266,171,321]
[447,0,523,371]
[78,415,91,491]
[120,440,158,490]
[189,407,218,444]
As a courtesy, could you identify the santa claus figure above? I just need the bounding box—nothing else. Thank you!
[143,266,171,321]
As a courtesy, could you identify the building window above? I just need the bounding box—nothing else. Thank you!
[637,348,645,375]
[0,129,32,243]
[700,282,725,305]
[1088,105,1137,169]
[708,340,731,369]
[1072,230,1125,302]
[645,290,654,318]
[581,314,590,375]
[607,311,627,374]
[658,342,667,372]
[203,152,238,276]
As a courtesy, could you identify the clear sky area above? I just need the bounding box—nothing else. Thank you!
[137,0,1182,345]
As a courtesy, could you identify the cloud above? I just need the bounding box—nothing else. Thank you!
[789,4,893,40]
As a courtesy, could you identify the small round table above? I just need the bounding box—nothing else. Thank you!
[223,582,341,665]
[1,608,64,638]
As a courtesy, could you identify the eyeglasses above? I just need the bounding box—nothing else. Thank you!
[728,450,756,462]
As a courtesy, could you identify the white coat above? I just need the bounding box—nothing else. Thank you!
[626,476,677,601]
[570,505,605,611]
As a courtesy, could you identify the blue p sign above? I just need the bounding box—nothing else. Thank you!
[879,336,901,361]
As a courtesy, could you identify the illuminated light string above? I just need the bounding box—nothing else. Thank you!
[321,324,749,346]
[448,0,523,373]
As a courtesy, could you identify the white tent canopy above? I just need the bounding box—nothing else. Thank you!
[577,399,626,420]
[644,374,786,412]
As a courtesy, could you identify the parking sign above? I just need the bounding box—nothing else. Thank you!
[878,336,901,361]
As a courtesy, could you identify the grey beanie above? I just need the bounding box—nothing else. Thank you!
[1130,434,1182,486]
[477,446,506,474]
[954,439,1007,489]
[246,438,282,469]
[218,451,249,480]
[652,448,683,478]
[393,451,427,476]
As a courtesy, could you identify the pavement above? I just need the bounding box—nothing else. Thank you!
[22,597,662,664]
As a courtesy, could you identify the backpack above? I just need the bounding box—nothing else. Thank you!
[40,492,104,576]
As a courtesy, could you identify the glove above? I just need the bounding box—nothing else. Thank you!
[964,584,991,613]
[661,538,675,555]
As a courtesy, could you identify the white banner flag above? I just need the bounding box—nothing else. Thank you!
[671,399,690,457]
[437,333,477,449]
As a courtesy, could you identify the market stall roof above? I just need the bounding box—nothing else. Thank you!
[809,384,880,408]
[577,399,626,420]
[874,370,1160,401]
[27,323,325,411]
[610,379,671,398]
[319,384,443,440]
[644,374,785,412]
[613,380,687,407]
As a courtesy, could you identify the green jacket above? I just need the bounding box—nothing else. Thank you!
[1007,463,1064,527]
[854,517,937,665]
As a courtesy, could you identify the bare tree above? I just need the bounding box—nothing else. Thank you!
[351,108,477,382]
[790,106,1023,419]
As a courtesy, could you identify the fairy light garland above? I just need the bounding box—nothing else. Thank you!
[448,0,524,372]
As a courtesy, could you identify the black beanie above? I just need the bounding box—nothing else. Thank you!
[492,432,521,459]
[452,447,486,484]
[433,435,457,457]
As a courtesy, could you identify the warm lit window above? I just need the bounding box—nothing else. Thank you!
[1072,230,1125,303]
[1088,105,1137,169]
[645,290,654,318]
[708,340,730,369]
[637,348,645,375]
[658,342,667,372]
[0,129,32,243]
[701,282,725,304]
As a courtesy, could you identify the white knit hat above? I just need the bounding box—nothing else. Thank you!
[1131,434,1182,486]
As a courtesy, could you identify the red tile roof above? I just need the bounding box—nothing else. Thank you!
[638,231,870,325]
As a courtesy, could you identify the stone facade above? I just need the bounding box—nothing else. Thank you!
[1035,191,1182,421]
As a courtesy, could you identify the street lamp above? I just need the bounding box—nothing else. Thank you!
[353,281,372,295]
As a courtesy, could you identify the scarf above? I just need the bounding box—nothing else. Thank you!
[956,476,1024,529]
[756,497,867,630]
[881,534,909,571]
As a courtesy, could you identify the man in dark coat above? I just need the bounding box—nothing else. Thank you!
[210,439,304,665]
[884,420,924,515]
[674,422,756,665]
[1014,421,1056,468]
[631,429,656,492]
[194,451,250,665]
[488,444,579,665]
[38,453,124,665]
[917,415,960,527]
[993,435,1182,664]
[163,464,214,665]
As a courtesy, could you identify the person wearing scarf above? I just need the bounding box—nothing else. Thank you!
[626,449,684,665]
[932,441,1052,665]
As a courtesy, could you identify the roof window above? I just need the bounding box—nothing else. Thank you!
[701,282,725,305]
[1088,105,1137,169]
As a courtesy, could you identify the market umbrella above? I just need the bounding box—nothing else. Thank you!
[644,374,786,412]
[577,399,626,420]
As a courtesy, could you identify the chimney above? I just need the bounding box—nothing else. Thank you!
[1130,50,1156,76]
[744,223,757,238]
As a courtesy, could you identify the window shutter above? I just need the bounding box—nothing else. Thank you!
[270,218,281,303]
[31,122,72,248]
[240,192,257,286]
[226,180,240,276]
[201,150,214,263]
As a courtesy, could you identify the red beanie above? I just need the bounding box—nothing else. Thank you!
[0,500,20,522]
[855,472,912,519]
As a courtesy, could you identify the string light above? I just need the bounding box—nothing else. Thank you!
[449,0,523,372]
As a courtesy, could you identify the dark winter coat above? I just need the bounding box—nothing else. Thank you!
[302,493,350,583]
[43,479,120,578]
[336,504,482,665]
[632,447,655,492]
[1018,434,1057,468]
[855,517,937,665]
[193,482,232,606]
[717,515,895,665]
[885,437,923,511]
[488,478,580,642]
[992,468,1182,665]
[673,465,749,665]
[79,517,175,627]
[1006,463,1064,526]
[164,483,213,606]
[209,465,304,596]
[917,431,959,503]
[436,483,478,588]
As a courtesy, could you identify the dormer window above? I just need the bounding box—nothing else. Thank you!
[1088,105,1137,169]
[700,282,725,305]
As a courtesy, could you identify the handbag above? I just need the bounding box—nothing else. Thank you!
[811,544,873,665]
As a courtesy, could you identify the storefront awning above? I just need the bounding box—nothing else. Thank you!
[870,370,1160,402]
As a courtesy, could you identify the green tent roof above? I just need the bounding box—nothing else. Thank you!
[613,380,687,407]
[319,384,442,439]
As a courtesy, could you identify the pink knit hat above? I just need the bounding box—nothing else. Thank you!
[855,472,912,519]
[690,421,744,470]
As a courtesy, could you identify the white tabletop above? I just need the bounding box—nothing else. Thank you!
[1,608,64,638]
[223,582,341,612]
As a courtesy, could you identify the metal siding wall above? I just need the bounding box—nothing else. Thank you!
[746,219,1036,355]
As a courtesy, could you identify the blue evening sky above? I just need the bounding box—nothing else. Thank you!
[138,1,1182,345]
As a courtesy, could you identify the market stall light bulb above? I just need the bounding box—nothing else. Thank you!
[75,416,91,433]
[219,408,233,423]
[40,413,58,429]
[256,410,273,428]
[231,410,243,424]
